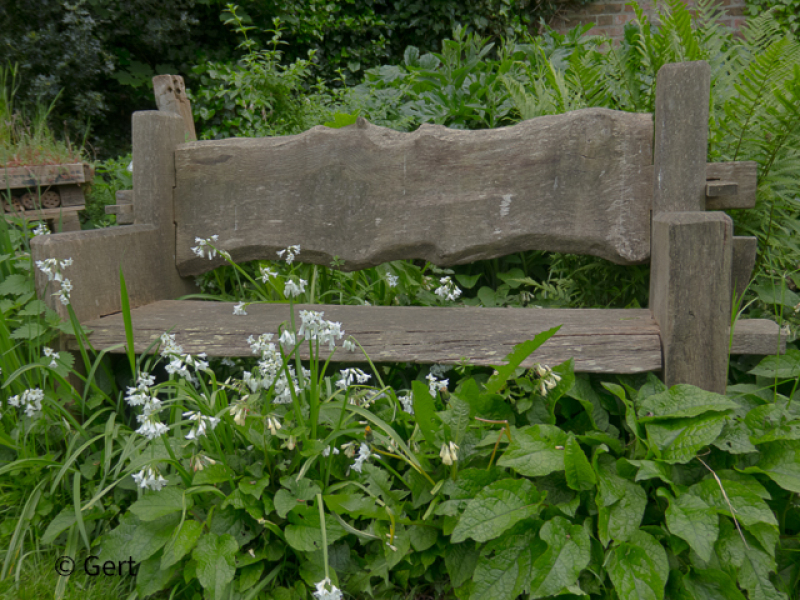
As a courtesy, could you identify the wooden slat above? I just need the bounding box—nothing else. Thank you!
[153,75,197,142]
[730,319,786,355]
[705,162,757,210]
[74,301,663,374]
[732,236,757,301]
[174,108,654,276]
[2,206,82,220]
[705,181,737,197]
[0,163,88,189]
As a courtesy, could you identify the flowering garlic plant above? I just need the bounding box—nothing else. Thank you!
[434,275,462,302]
[36,256,74,305]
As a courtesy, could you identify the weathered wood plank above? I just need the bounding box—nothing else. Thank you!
[650,211,733,393]
[653,62,710,213]
[0,163,89,189]
[174,108,654,275]
[730,319,786,355]
[732,236,757,302]
[705,162,757,210]
[2,206,82,220]
[706,181,737,197]
[73,301,663,373]
[153,75,197,142]
[58,184,86,207]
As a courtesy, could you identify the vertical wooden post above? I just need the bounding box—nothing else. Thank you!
[152,75,197,142]
[649,61,733,393]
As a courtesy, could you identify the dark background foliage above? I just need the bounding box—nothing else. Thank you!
[0,0,591,158]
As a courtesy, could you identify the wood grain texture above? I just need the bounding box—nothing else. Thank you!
[705,162,757,210]
[58,184,86,207]
[653,62,710,213]
[31,112,198,323]
[732,236,757,302]
[74,301,664,373]
[730,319,786,355]
[705,181,737,197]
[153,75,197,141]
[650,211,733,393]
[173,108,654,276]
[0,163,89,189]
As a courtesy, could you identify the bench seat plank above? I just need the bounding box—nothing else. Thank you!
[70,301,784,374]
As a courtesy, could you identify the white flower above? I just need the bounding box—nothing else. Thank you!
[342,339,356,352]
[533,364,561,397]
[136,419,169,440]
[440,441,459,466]
[399,393,414,415]
[277,245,301,265]
[279,330,296,349]
[7,388,45,417]
[434,276,462,302]
[33,223,50,236]
[386,274,399,287]
[259,266,278,283]
[322,445,340,457]
[233,302,248,316]
[266,416,281,435]
[426,373,448,396]
[221,358,236,367]
[341,441,357,458]
[337,368,371,389]
[42,347,60,368]
[284,278,307,298]
[132,466,168,491]
[190,454,216,472]
[183,411,220,440]
[191,235,220,260]
[313,577,342,600]
[351,442,372,473]
[229,404,248,426]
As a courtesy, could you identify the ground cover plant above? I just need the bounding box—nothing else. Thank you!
[1,1,799,599]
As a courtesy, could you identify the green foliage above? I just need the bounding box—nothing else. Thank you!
[747,0,800,37]
[81,154,132,229]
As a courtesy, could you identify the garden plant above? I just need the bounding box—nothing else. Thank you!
[1,1,799,599]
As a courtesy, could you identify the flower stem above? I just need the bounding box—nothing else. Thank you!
[317,493,330,581]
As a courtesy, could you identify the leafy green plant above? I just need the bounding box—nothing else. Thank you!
[747,0,800,37]
[80,153,132,230]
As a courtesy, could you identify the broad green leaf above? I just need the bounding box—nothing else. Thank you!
[745,405,800,444]
[455,273,481,289]
[683,568,747,600]
[528,517,591,598]
[42,507,77,545]
[192,463,234,486]
[661,490,718,561]
[690,478,778,528]
[412,380,439,448]
[714,522,787,600]
[606,543,665,600]
[567,376,610,431]
[469,529,536,600]
[484,327,560,395]
[409,524,438,552]
[645,412,728,463]
[629,531,668,587]
[284,505,347,552]
[129,513,182,562]
[713,420,758,453]
[97,512,138,563]
[324,493,385,520]
[129,486,185,522]
[627,460,674,485]
[239,474,270,498]
[497,425,567,477]
[238,562,264,593]
[136,554,178,598]
[743,441,800,493]
[564,435,596,491]
[595,455,646,545]
[161,520,204,569]
[638,385,738,421]
[748,349,800,379]
[447,395,472,445]
[451,479,542,543]
[275,489,304,519]
[0,274,33,296]
[445,542,479,588]
[192,533,238,599]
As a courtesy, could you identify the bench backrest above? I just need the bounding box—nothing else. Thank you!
[173,109,654,277]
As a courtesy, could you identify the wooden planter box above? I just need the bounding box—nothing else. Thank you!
[1,162,94,232]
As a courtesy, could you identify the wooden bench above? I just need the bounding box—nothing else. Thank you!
[30,61,786,394]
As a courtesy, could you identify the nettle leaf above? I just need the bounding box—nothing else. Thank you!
[743,441,800,493]
[445,542,479,588]
[528,517,591,598]
[470,527,537,600]
[451,479,543,543]
[645,412,728,463]
[129,486,186,521]
[161,520,204,569]
[0,273,33,296]
[638,385,738,421]
[606,543,665,600]
[564,435,596,491]
[497,425,567,477]
[748,349,800,379]
[682,568,747,600]
[192,533,238,599]
[284,505,347,552]
[660,489,719,561]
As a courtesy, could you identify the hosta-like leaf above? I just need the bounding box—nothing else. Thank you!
[638,385,738,421]
[661,490,719,561]
[528,517,591,598]
[645,412,728,463]
[497,425,567,477]
[192,533,238,599]
[451,479,543,543]
[564,435,596,491]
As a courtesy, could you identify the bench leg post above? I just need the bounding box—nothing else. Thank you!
[650,212,733,393]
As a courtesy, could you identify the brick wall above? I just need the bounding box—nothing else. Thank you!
[548,0,748,42]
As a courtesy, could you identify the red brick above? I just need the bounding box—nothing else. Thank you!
[615,14,631,24]
[728,7,745,16]
[624,4,636,12]
[598,15,613,25]
[604,4,623,13]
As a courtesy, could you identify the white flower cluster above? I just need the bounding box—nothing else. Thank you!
[336,367,371,389]
[426,373,448,396]
[266,416,281,435]
[183,411,220,441]
[322,445,340,457]
[259,266,278,284]
[312,578,342,600]
[284,277,307,298]
[534,364,562,396]
[440,441,459,465]
[233,302,248,316]
[43,346,60,368]
[190,454,216,472]
[229,402,248,426]
[276,245,300,265]
[36,257,74,305]
[159,332,209,386]
[398,393,414,415]
[191,235,220,260]
[298,310,344,351]
[126,373,169,440]
[244,333,309,404]
[342,339,356,352]
[33,223,50,236]
[7,388,45,417]
[132,466,168,491]
[386,273,399,287]
[351,442,372,473]
[434,276,462,302]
